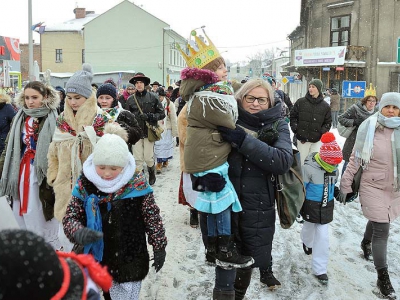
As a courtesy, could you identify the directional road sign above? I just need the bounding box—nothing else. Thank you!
[342,81,366,98]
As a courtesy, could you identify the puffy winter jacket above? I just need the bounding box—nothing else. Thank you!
[229,102,293,268]
[290,93,331,143]
[301,153,338,224]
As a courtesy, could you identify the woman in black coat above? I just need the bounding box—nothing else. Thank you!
[214,79,293,299]
[0,93,16,154]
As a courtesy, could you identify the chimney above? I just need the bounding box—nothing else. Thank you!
[74,7,86,19]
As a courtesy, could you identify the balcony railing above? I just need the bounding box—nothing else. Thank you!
[345,45,368,61]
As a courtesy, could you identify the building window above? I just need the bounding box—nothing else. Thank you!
[82,49,85,63]
[55,49,63,63]
[330,15,350,46]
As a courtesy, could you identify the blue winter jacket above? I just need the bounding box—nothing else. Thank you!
[301,152,338,224]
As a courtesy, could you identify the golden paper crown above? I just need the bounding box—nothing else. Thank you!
[365,83,376,97]
[176,29,221,69]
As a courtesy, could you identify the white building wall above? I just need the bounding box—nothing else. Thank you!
[84,1,169,84]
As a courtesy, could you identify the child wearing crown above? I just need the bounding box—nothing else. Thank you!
[177,29,254,270]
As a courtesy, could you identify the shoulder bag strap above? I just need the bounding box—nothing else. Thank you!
[133,94,154,129]
[133,94,144,115]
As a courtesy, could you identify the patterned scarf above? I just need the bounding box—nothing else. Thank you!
[354,112,400,191]
[199,81,234,95]
[0,106,57,200]
[72,171,152,261]
[187,81,238,122]
[101,106,121,122]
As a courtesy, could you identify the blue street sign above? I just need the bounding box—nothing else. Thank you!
[287,76,294,83]
[341,81,366,98]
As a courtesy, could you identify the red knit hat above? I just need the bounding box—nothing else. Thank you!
[319,132,343,165]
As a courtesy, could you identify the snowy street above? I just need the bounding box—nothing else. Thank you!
[139,129,400,300]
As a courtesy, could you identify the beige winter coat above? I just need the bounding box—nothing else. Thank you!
[340,126,400,222]
[47,92,106,221]
[179,79,236,173]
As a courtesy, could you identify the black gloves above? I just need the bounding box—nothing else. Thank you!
[152,249,166,272]
[140,113,157,122]
[139,113,148,121]
[147,113,157,122]
[217,125,246,148]
[73,228,103,245]
[334,186,356,205]
[353,118,363,127]
[258,127,279,145]
[191,173,226,192]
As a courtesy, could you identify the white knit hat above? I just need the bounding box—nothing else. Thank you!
[379,92,400,111]
[92,134,129,167]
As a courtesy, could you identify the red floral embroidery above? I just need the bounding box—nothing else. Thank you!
[56,113,111,136]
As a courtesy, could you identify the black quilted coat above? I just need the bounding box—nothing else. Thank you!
[229,101,293,268]
[290,92,331,143]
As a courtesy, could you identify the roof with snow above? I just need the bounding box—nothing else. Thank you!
[41,13,99,32]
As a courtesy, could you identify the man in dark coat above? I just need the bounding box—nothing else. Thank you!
[125,73,165,185]
[290,79,331,165]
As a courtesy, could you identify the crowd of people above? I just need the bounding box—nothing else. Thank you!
[0,29,399,300]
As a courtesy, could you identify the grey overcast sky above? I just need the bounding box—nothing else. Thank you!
[1,0,301,62]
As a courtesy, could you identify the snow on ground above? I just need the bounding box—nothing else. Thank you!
[139,129,400,300]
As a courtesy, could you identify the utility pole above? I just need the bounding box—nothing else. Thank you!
[28,0,34,81]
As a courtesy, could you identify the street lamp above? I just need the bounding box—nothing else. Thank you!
[28,0,34,81]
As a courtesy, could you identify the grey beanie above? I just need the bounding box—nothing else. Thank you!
[309,79,323,96]
[65,63,93,98]
[379,92,400,111]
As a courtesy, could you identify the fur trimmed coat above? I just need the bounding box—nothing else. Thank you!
[47,92,114,221]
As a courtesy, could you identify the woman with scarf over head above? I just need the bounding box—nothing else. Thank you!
[96,83,142,150]
[339,92,400,299]
[0,81,61,249]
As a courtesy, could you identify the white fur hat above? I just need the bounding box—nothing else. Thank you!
[92,123,129,167]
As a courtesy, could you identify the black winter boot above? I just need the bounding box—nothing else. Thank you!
[376,268,396,299]
[361,238,372,261]
[189,209,199,228]
[213,289,235,300]
[148,165,156,185]
[206,236,217,264]
[234,268,252,300]
[216,235,254,269]
[260,267,281,290]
